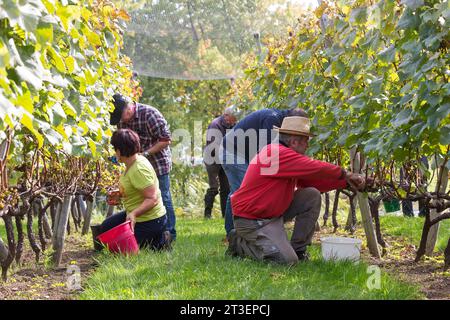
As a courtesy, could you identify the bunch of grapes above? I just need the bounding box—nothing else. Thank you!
[98,167,122,193]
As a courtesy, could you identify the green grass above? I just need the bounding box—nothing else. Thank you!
[380,215,450,252]
[79,217,422,300]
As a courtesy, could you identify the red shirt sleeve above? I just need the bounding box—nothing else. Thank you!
[258,144,347,192]
[274,145,344,180]
[296,178,347,193]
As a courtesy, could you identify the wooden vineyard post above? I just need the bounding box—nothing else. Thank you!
[77,195,87,219]
[81,196,94,236]
[70,197,80,232]
[350,148,381,258]
[52,195,73,267]
[76,195,87,231]
[425,166,449,256]
[52,201,61,234]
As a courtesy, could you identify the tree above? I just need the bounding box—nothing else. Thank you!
[238,0,450,260]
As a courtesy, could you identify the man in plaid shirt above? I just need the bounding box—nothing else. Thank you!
[110,94,176,240]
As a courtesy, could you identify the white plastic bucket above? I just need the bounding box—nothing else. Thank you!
[321,237,362,262]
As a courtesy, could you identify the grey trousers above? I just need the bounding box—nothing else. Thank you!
[233,187,322,264]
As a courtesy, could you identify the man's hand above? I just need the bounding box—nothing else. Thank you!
[345,172,366,191]
[126,212,136,233]
[143,140,171,158]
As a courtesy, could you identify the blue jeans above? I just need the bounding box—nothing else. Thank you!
[100,212,167,250]
[222,160,249,236]
[158,174,176,240]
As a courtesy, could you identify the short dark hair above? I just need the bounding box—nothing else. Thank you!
[287,108,308,117]
[111,129,141,157]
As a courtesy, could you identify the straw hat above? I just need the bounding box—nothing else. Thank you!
[273,116,315,137]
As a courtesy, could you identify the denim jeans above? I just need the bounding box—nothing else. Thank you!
[100,211,168,250]
[222,155,249,236]
[158,174,176,240]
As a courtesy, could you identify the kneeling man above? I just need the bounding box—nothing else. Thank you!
[227,116,365,264]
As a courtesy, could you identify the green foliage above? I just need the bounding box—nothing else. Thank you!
[243,0,449,168]
[0,0,135,161]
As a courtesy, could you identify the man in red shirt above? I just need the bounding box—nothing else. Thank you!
[227,116,366,264]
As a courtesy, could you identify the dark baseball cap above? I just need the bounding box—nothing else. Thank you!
[110,93,130,125]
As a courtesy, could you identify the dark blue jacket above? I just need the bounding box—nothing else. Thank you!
[222,108,289,163]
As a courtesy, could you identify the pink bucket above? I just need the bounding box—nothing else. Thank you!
[97,221,139,255]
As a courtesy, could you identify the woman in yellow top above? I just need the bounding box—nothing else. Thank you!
[101,129,171,250]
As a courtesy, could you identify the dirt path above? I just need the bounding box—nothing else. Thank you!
[0,235,97,300]
[367,234,450,300]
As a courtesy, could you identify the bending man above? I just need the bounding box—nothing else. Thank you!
[227,116,365,264]
[221,107,308,236]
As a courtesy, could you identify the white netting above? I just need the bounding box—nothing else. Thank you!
[116,0,318,80]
